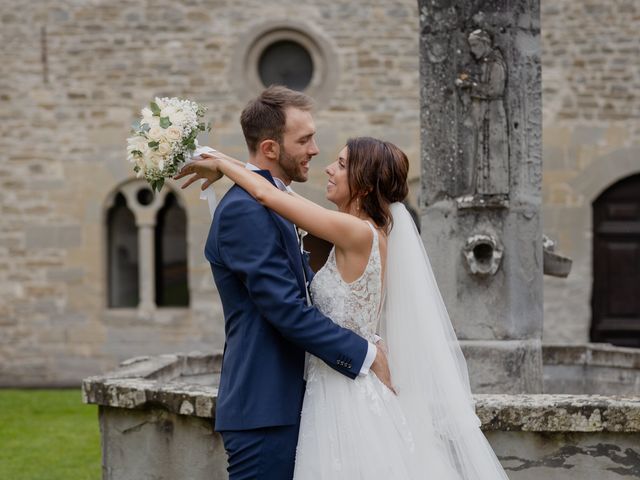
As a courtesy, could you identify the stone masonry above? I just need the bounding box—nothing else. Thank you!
[540,0,640,344]
[0,0,639,385]
[0,0,421,385]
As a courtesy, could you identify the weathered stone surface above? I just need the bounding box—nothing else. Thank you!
[543,344,640,395]
[419,0,543,393]
[82,352,222,418]
[85,353,640,480]
[84,353,640,431]
[476,394,640,433]
[488,431,640,479]
[99,406,227,480]
[461,340,543,394]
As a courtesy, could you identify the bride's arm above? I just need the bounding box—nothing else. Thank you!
[178,150,245,189]
[177,154,372,251]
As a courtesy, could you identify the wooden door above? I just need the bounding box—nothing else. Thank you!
[591,173,640,347]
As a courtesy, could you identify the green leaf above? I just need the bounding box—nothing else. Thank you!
[159,116,172,129]
[155,178,165,192]
[148,141,159,149]
[182,131,197,146]
[150,102,161,116]
[133,165,140,173]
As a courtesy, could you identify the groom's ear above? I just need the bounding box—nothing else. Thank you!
[260,139,280,161]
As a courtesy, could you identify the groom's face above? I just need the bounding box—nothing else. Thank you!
[277,107,319,184]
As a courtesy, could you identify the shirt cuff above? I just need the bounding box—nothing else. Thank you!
[359,341,377,376]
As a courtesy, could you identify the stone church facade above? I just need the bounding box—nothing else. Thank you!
[0,0,638,385]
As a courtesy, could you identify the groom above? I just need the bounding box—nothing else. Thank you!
[181,86,392,479]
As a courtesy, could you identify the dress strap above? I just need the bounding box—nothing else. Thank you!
[365,221,379,242]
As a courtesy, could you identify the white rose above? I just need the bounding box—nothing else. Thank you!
[148,126,165,142]
[146,152,162,169]
[157,141,172,156]
[165,126,182,142]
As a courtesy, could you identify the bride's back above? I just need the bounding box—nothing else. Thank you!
[310,221,385,343]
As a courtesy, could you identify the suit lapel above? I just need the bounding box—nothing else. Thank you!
[252,170,307,294]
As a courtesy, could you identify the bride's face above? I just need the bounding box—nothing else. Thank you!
[325,146,351,209]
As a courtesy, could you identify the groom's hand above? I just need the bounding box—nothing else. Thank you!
[371,346,397,395]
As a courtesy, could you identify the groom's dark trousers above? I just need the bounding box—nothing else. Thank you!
[206,171,369,479]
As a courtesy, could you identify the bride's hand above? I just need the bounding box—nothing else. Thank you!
[371,345,397,395]
[174,153,223,190]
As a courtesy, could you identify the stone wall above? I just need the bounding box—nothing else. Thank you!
[0,0,421,385]
[540,0,640,343]
[0,0,638,385]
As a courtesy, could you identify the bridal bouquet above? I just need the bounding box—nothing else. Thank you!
[127,97,210,192]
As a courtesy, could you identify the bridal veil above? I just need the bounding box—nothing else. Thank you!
[381,202,509,479]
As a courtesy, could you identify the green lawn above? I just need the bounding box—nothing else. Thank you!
[0,389,101,480]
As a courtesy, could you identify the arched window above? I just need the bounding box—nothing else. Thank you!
[591,173,640,347]
[107,193,139,308]
[106,182,190,310]
[155,193,189,307]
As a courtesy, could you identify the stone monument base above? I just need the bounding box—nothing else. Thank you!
[460,340,544,393]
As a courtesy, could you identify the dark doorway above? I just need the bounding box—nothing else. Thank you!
[591,173,640,347]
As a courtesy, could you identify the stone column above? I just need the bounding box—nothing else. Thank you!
[137,221,156,312]
[418,0,543,393]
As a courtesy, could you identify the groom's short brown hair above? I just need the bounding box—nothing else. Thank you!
[240,85,314,154]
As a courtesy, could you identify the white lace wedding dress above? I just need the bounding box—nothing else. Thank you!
[293,222,462,479]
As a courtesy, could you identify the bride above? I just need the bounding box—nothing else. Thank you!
[176,136,509,479]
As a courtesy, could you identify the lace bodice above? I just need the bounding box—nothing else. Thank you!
[310,222,382,342]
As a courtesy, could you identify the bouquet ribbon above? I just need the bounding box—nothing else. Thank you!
[188,146,219,218]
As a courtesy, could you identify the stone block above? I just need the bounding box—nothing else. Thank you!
[46,267,85,283]
[422,205,543,341]
[24,225,82,249]
[99,407,227,480]
[460,340,543,393]
[543,344,640,395]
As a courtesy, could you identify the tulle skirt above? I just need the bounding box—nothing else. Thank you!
[293,357,461,480]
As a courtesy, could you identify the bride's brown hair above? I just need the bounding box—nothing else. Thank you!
[345,137,409,233]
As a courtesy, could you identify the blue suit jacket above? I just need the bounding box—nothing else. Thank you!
[206,170,369,432]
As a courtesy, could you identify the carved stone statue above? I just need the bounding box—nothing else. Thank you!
[456,29,510,199]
